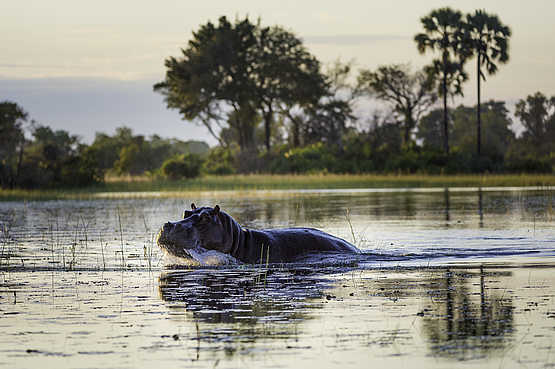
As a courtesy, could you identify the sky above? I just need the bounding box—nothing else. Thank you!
[1,0,554,145]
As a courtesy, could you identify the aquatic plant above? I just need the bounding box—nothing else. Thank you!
[117,207,125,269]
[344,208,356,244]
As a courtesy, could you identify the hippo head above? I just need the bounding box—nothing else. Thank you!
[157,203,232,259]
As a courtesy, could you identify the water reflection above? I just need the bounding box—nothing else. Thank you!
[0,188,552,271]
[158,268,329,324]
[421,268,514,359]
[444,188,450,226]
[157,265,517,362]
[156,268,337,362]
[478,188,484,228]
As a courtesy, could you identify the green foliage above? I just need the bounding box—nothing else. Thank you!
[202,146,236,175]
[154,16,328,152]
[160,154,204,180]
[270,143,336,174]
[415,7,469,153]
[451,101,514,161]
[504,137,553,173]
[463,9,511,155]
[418,101,517,172]
[417,108,448,150]
[0,101,27,189]
[15,125,103,188]
[415,8,469,97]
[3,15,552,187]
[1,104,212,188]
[505,154,552,174]
[514,92,555,156]
[464,10,511,78]
[86,126,209,176]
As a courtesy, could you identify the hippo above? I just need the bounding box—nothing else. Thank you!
[157,204,360,264]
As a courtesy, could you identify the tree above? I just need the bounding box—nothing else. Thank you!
[279,60,357,148]
[417,108,451,150]
[515,92,555,155]
[154,16,327,153]
[451,101,514,162]
[160,153,203,179]
[415,7,469,154]
[28,125,79,182]
[358,64,437,146]
[0,101,27,188]
[154,16,256,150]
[19,125,102,188]
[253,25,327,151]
[464,10,511,156]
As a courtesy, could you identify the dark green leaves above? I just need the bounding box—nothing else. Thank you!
[154,16,327,153]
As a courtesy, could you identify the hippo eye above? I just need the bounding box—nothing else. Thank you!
[183,210,193,219]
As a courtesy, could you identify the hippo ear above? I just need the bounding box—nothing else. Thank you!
[213,205,220,215]
[191,203,197,210]
[183,210,193,218]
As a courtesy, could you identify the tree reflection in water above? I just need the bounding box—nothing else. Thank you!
[421,268,514,359]
[158,268,332,358]
[158,266,515,362]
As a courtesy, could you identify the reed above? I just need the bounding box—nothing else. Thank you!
[2,174,554,200]
[100,238,106,271]
[344,208,356,245]
[96,173,555,192]
[117,207,125,269]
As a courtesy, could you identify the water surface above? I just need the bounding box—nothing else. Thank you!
[0,187,553,368]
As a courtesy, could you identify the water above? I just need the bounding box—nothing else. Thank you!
[0,187,554,368]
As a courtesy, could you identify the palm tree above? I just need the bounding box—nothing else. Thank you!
[464,10,511,156]
[415,8,469,154]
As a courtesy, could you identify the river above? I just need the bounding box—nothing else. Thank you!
[0,187,553,368]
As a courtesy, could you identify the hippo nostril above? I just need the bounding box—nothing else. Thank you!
[163,222,173,231]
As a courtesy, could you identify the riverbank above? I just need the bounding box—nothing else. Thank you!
[1,173,554,200]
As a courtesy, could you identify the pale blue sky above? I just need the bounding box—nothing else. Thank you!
[1,0,554,143]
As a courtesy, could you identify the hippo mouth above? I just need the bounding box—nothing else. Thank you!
[157,229,237,266]
[156,229,201,258]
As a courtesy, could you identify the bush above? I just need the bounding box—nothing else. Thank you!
[505,155,552,173]
[269,143,336,174]
[160,153,203,179]
[59,153,104,187]
[202,146,236,175]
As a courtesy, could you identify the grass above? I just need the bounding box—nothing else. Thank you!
[1,173,554,200]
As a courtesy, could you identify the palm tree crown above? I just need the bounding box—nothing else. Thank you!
[415,7,469,154]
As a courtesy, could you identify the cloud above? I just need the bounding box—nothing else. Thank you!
[303,34,410,45]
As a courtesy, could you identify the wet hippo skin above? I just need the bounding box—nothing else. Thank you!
[157,204,360,264]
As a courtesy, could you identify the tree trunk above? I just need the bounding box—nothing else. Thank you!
[14,139,25,188]
[264,107,273,152]
[476,53,482,157]
[292,119,300,147]
[403,113,414,147]
[403,122,410,147]
[442,70,449,154]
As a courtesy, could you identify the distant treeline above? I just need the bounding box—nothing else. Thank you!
[0,103,209,189]
[1,94,553,190]
[151,12,552,178]
[1,9,554,189]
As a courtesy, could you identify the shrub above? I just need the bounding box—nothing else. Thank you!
[160,153,203,179]
[202,146,236,175]
[269,143,335,174]
[505,155,552,173]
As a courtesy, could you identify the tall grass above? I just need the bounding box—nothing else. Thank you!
[97,173,555,191]
[117,207,125,268]
[1,173,553,200]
